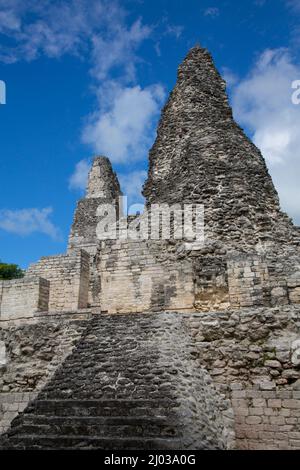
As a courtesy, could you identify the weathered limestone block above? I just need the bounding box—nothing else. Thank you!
[291,340,300,367]
[227,256,268,308]
[98,240,195,314]
[182,307,300,450]
[0,277,49,321]
[193,256,230,311]
[86,156,121,199]
[270,286,289,306]
[290,288,300,304]
[26,250,89,312]
[287,274,300,304]
[287,272,300,289]
[0,341,6,367]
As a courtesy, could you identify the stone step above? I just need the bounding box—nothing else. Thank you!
[23,399,175,418]
[15,415,174,427]
[8,419,179,439]
[1,435,182,450]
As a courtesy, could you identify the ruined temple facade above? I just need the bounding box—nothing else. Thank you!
[0,46,300,450]
[3,47,299,317]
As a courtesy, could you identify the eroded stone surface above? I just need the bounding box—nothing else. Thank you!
[0,314,233,450]
[143,46,299,251]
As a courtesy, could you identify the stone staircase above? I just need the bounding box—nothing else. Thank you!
[0,313,230,450]
[3,399,181,449]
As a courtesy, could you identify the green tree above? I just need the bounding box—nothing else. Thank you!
[0,260,24,280]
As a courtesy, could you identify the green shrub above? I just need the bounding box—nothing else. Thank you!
[0,261,24,280]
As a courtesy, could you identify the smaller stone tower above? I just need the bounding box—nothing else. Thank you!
[68,156,122,254]
[86,156,121,200]
[68,157,122,308]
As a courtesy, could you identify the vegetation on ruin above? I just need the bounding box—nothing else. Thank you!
[0,260,24,280]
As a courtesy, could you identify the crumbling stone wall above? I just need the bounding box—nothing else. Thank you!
[95,242,300,315]
[3,47,300,318]
[183,307,300,449]
[192,255,230,311]
[0,318,88,434]
[227,255,270,308]
[0,308,299,449]
[227,253,300,310]
[26,250,90,312]
[0,313,234,450]
[0,277,49,321]
[98,240,194,314]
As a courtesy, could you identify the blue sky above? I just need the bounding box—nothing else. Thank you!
[0,0,300,268]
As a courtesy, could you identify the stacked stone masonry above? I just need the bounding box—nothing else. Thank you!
[98,239,195,314]
[0,277,49,321]
[0,318,87,435]
[0,313,234,450]
[183,307,300,450]
[0,309,299,449]
[26,249,90,312]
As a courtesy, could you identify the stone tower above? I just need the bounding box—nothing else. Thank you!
[67,156,122,308]
[86,156,121,200]
[143,46,299,252]
[68,156,122,253]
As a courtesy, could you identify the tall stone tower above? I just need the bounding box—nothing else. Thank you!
[143,46,299,252]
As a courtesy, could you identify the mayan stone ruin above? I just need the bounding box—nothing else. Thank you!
[0,46,300,450]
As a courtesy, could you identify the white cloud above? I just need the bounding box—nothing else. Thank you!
[0,8,21,33]
[91,18,151,82]
[153,18,183,58]
[0,0,152,84]
[0,0,170,213]
[255,0,266,6]
[0,1,163,173]
[285,0,300,45]
[0,207,61,240]
[286,0,300,11]
[0,0,125,64]
[68,158,91,192]
[119,170,147,208]
[204,7,220,18]
[231,48,300,224]
[221,67,239,88]
[82,83,165,163]
[164,24,184,39]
